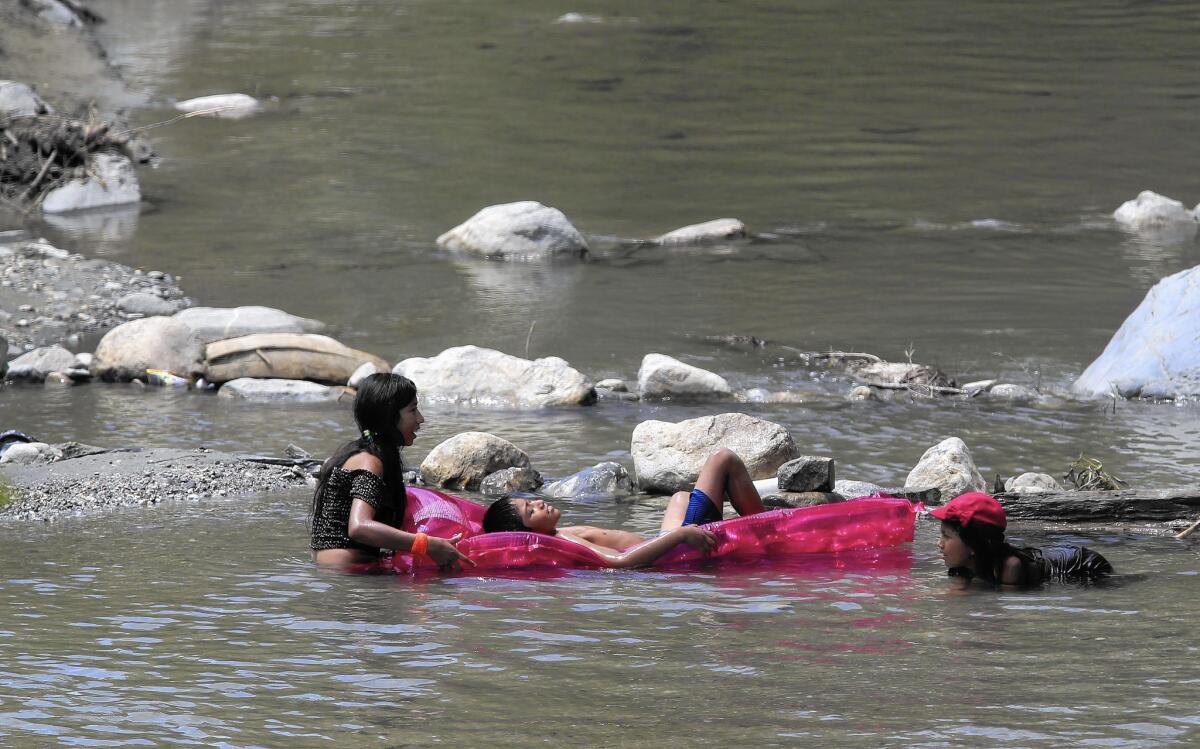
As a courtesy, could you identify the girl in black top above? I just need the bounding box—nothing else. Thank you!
[309,373,472,571]
[932,492,1111,587]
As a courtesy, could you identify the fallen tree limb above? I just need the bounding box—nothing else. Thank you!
[996,489,1200,523]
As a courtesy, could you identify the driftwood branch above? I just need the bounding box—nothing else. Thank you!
[997,489,1200,523]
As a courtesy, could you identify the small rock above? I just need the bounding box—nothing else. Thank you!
[479,467,544,497]
[542,462,636,499]
[174,93,261,119]
[117,292,179,317]
[595,378,628,392]
[1113,190,1197,232]
[42,153,141,214]
[632,413,796,493]
[217,378,342,403]
[1004,472,1062,494]
[961,379,997,395]
[847,385,876,401]
[0,80,54,117]
[5,345,76,382]
[436,201,589,260]
[420,432,531,491]
[833,480,885,499]
[637,353,732,400]
[0,442,62,465]
[654,218,747,245]
[905,437,986,503]
[777,456,835,493]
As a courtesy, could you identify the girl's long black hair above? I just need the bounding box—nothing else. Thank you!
[310,373,416,525]
[944,519,1035,586]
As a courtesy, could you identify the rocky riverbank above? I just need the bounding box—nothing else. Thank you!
[0,445,311,522]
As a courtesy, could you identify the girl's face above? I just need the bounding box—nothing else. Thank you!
[510,498,560,534]
[938,523,973,570]
[397,399,424,446]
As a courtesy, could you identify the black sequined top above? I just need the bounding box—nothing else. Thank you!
[310,468,400,553]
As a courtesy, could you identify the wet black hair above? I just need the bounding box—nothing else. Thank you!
[483,497,528,533]
[943,518,1035,586]
[309,373,416,526]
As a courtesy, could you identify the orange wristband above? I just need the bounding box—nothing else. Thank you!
[410,532,429,558]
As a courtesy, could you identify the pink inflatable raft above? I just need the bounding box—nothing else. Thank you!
[379,486,916,575]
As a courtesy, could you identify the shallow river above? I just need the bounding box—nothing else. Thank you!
[3,0,1200,745]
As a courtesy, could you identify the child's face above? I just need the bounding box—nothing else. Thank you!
[510,498,560,533]
[937,523,972,569]
[397,399,424,446]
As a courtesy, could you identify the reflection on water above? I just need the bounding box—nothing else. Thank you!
[0,498,1196,747]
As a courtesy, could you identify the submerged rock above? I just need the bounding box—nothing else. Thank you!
[420,432,531,491]
[436,201,589,260]
[653,218,747,245]
[905,437,986,502]
[1073,264,1200,398]
[637,353,732,400]
[542,461,636,499]
[987,383,1037,401]
[93,316,204,382]
[217,378,343,403]
[632,413,796,493]
[394,345,595,408]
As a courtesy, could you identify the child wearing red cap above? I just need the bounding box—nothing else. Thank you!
[931,492,1112,586]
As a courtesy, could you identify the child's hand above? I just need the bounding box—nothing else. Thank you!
[676,526,717,553]
[429,533,476,572]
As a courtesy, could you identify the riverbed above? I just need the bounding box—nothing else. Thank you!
[2,0,1200,745]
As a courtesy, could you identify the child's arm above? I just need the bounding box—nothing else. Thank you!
[561,526,717,569]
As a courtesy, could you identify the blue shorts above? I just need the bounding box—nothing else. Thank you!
[682,488,722,526]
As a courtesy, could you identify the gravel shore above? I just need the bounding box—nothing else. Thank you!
[1,234,191,353]
[0,447,312,522]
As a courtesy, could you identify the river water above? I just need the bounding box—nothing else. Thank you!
[3,0,1200,745]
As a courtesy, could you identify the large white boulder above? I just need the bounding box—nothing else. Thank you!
[905,437,986,502]
[394,345,595,407]
[0,81,53,118]
[632,413,796,493]
[420,432,531,491]
[654,218,747,245]
[42,153,141,214]
[174,306,326,345]
[174,93,261,119]
[637,353,732,400]
[5,345,76,381]
[1074,264,1200,398]
[436,201,589,259]
[93,316,204,382]
[217,378,342,403]
[1113,190,1197,233]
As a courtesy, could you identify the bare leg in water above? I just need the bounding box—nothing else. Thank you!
[659,448,766,532]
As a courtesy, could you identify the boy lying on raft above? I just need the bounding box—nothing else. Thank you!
[482,448,766,568]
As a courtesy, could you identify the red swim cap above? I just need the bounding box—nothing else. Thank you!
[929,492,1007,530]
